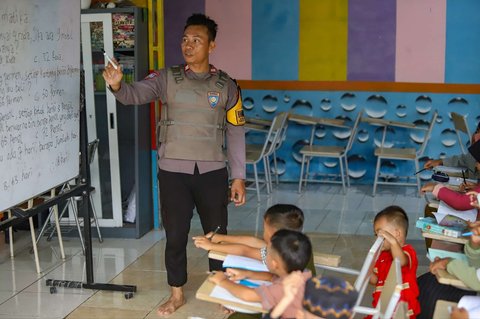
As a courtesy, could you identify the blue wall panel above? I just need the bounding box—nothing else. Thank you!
[445,0,480,83]
[243,89,480,184]
[252,0,299,80]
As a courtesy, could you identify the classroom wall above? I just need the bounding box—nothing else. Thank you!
[164,0,480,83]
[162,1,480,183]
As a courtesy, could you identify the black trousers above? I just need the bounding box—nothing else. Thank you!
[158,166,229,287]
[417,272,476,319]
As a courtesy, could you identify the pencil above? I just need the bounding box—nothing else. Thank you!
[414,168,427,175]
[209,225,221,240]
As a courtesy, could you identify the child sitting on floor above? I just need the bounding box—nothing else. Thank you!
[368,205,420,319]
[208,229,312,319]
[263,271,358,319]
[193,204,307,266]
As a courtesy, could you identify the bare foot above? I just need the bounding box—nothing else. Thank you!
[157,287,186,317]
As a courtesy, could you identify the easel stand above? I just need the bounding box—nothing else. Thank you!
[45,72,137,298]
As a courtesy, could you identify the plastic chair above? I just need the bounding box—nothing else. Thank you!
[298,111,362,194]
[245,112,288,201]
[373,111,438,196]
[450,112,471,154]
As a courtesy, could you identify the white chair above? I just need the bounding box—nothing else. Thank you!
[270,118,289,186]
[245,112,288,201]
[315,236,385,311]
[373,111,438,196]
[450,112,472,154]
[354,258,408,319]
[298,111,362,194]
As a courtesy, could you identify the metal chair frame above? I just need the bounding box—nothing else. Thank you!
[372,111,438,196]
[298,111,362,194]
[245,113,288,201]
[450,112,472,154]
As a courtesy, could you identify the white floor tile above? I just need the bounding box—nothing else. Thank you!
[0,182,433,318]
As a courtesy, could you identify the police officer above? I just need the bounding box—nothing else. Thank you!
[103,13,246,317]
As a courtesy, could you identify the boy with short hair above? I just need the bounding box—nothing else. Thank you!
[208,229,312,319]
[193,204,304,263]
[369,205,420,318]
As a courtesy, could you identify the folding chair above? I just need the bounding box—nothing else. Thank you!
[373,111,438,196]
[315,236,385,311]
[270,117,289,186]
[354,258,408,319]
[298,111,362,194]
[246,112,288,201]
[450,112,472,154]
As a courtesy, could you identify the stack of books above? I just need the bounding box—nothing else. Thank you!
[416,217,466,238]
[112,13,135,49]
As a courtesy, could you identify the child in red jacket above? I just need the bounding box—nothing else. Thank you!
[367,206,420,319]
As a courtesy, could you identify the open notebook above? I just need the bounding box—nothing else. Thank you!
[222,255,269,272]
[433,201,476,227]
[196,278,269,314]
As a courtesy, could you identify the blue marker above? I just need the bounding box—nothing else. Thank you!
[462,232,473,236]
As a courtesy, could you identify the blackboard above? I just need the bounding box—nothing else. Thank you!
[0,0,80,211]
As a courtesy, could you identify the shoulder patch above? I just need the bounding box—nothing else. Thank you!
[144,71,161,80]
[226,88,245,126]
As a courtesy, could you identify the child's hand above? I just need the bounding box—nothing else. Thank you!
[208,271,228,285]
[424,159,442,169]
[429,257,451,275]
[192,236,214,251]
[459,181,477,192]
[204,231,221,243]
[420,182,436,194]
[377,230,399,247]
[225,268,248,281]
[466,191,480,209]
[282,271,303,300]
[450,306,469,319]
[467,220,480,247]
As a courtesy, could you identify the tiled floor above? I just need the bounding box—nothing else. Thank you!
[0,183,430,318]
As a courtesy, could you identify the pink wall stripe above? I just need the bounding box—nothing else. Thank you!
[395,0,446,83]
[206,0,252,80]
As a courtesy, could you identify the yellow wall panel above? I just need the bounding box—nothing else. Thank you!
[299,0,348,81]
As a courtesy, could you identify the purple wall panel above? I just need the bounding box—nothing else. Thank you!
[163,0,205,68]
[347,0,396,81]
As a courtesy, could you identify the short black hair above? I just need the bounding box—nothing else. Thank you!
[374,205,409,237]
[184,13,218,42]
[270,229,312,273]
[264,204,304,232]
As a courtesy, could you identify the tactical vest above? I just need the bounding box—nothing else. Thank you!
[158,65,230,161]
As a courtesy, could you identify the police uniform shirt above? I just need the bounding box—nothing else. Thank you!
[110,65,246,180]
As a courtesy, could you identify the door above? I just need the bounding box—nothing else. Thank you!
[80,13,122,227]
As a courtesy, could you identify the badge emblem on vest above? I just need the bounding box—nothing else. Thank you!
[207,92,220,108]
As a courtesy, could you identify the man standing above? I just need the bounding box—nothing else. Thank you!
[103,13,246,316]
